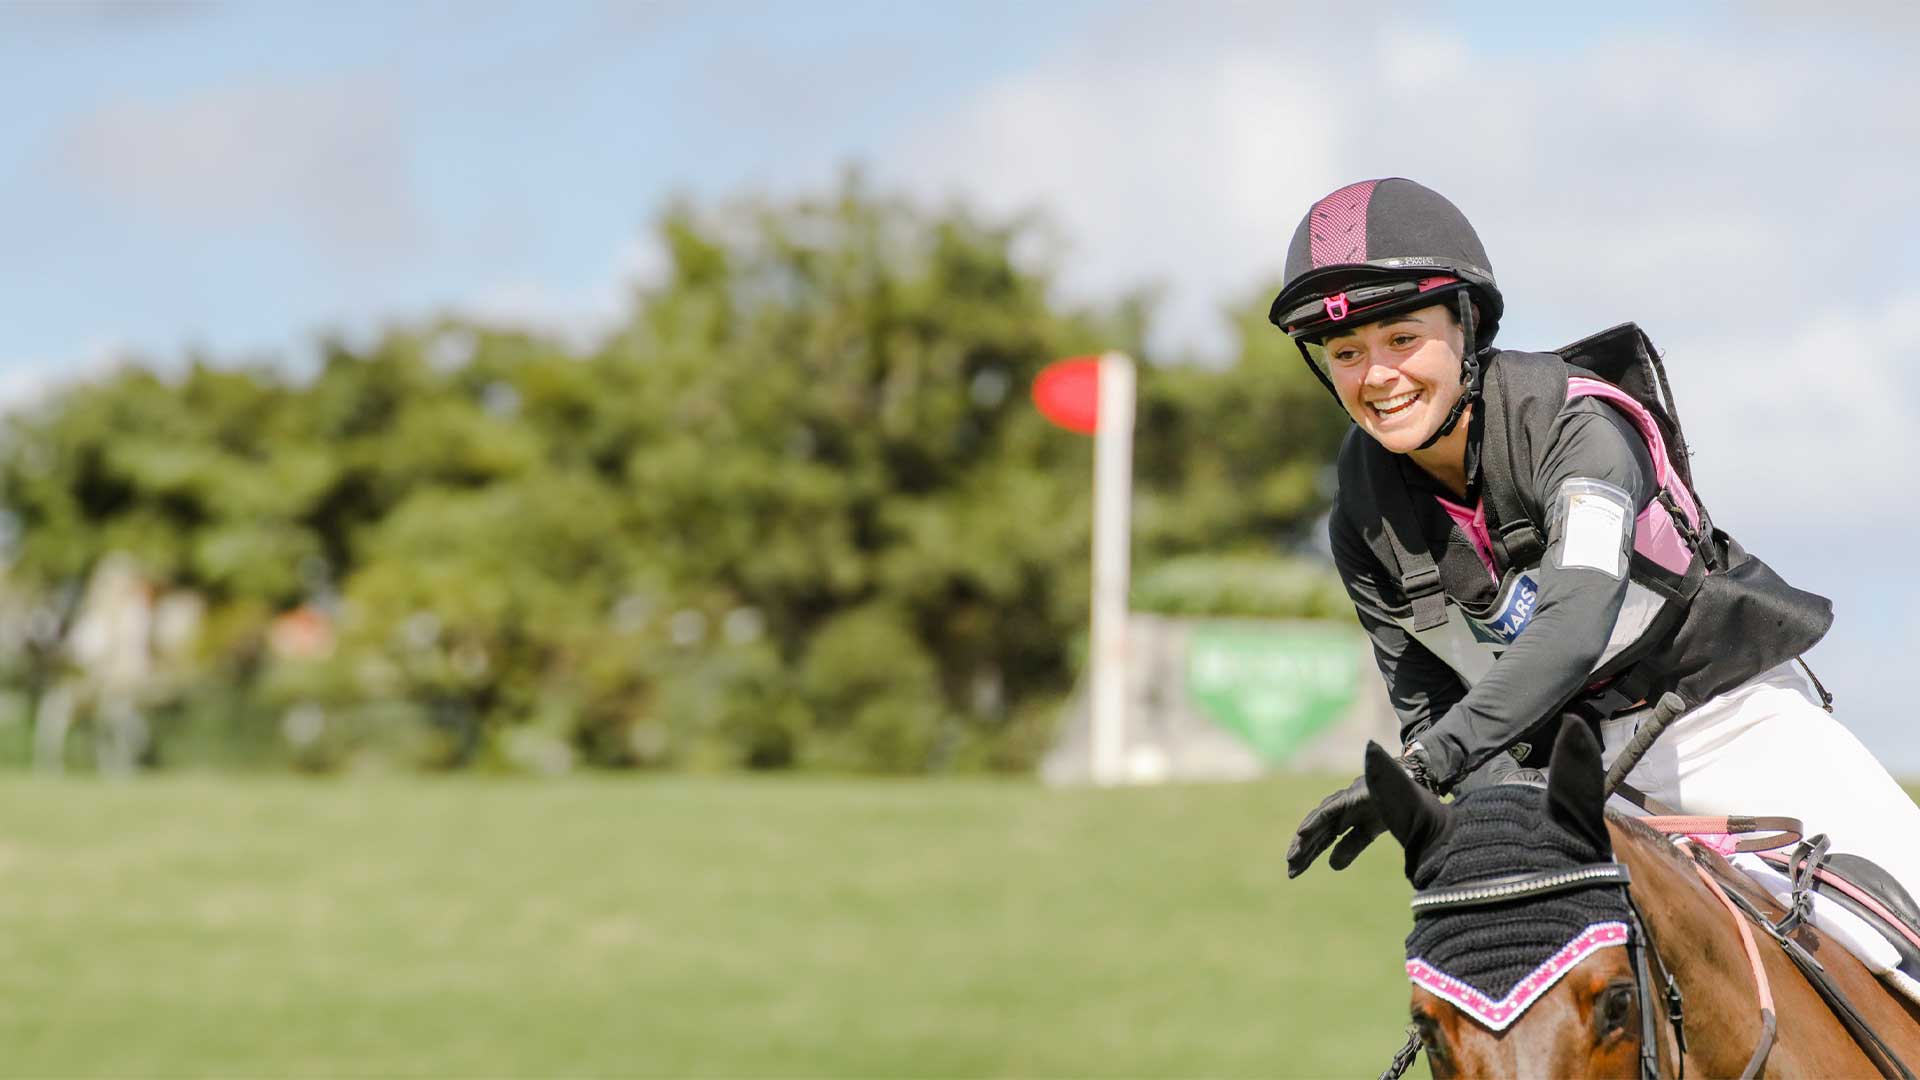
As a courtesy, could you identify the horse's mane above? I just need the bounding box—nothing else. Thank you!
[1606,806,1788,917]
[1606,808,1698,872]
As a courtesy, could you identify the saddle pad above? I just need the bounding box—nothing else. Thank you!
[1734,854,1918,984]
[1755,851,1920,978]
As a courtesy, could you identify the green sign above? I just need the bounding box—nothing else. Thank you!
[1186,623,1362,763]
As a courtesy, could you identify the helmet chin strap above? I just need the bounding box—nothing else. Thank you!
[1295,338,1341,403]
[1414,290,1483,452]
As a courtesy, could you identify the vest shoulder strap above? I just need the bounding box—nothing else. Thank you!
[1477,351,1569,572]
[1337,429,1451,631]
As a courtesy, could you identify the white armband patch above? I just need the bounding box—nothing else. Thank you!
[1552,477,1632,578]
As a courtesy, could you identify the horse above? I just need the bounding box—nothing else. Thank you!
[1366,718,1920,1078]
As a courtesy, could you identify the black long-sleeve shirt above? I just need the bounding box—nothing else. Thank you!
[1330,398,1659,787]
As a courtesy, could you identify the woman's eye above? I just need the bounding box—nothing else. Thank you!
[1391,334,1417,348]
[1331,349,1358,363]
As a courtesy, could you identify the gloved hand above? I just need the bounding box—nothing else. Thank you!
[1286,744,1436,878]
[1286,774,1382,878]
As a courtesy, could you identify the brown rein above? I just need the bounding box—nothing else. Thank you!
[1636,814,1798,1079]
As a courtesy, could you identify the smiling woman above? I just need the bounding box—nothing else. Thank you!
[1319,306,1471,488]
[1272,179,1920,1019]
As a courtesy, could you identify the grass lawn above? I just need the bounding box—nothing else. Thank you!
[0,773,1416,1078]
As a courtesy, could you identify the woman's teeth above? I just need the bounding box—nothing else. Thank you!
[1371,390,1421,417]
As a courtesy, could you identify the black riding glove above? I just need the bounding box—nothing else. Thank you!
[1286,744,1437,878]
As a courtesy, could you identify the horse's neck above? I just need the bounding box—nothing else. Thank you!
[1609,818,1777,1076]
[1608,815,1920,1074]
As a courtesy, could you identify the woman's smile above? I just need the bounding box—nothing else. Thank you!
[1368,388,1423,419]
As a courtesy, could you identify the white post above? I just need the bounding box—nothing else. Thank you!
[1090,351,1136,786]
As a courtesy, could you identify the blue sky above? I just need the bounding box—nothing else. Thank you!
[2,2,1102,372]
[4,2,1920,766]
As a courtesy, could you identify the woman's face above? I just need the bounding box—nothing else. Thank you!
[1321,304,1467,454]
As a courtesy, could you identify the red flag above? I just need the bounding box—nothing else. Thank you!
[1032,356,1103,435]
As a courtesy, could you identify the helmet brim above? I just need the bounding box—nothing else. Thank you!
[1269,265,1502,344]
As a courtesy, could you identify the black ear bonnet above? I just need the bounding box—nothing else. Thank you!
[1403,783,1630,1001]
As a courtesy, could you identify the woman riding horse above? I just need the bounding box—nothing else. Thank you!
[1275,178,1920,913]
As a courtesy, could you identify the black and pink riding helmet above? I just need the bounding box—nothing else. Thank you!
[1268,178,1505,446]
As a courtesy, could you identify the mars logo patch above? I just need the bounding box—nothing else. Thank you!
[1468,573,1539,646]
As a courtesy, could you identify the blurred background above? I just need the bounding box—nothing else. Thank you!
[1,3,1916,1076]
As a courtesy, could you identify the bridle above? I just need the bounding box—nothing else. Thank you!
[1383,860,1687,1080]
[1382,814,1917,1080]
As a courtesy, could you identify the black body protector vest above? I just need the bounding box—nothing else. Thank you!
[1337,323,1833,722]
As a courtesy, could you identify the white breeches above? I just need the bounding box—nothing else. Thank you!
[1599,660,1920,900]
[1599,660,1920,998]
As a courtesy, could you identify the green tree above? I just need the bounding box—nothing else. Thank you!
[0,176,1347,774]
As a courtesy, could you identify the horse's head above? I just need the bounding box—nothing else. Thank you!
[1369,720,1652,1077]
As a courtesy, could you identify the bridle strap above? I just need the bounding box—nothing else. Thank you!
[1627,894,1687,1080]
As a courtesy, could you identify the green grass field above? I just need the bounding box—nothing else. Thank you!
[0,773,1420,1078]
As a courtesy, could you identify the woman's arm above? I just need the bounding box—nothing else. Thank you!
[1413,401,1658,788]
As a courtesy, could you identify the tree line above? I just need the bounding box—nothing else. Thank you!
[0,178,1349,773]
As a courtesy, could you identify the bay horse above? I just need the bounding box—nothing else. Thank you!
[1366,718,1920,1078]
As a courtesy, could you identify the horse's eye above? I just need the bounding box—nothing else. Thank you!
[1412,1013,1456,1077]
[1413,1013,1447,1056]
[1594,982,1637,1037]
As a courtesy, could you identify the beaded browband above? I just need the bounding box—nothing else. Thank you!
[1410,862,1633,913]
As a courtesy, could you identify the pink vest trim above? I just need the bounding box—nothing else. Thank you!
[1633,498,1693,576]
[1427,379,1702,578]
[1564,378,1701,529]
[1407,921,1630,1032]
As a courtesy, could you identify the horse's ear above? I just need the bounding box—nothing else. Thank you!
[1545,718,1610,854]
[1365,741,1450,874]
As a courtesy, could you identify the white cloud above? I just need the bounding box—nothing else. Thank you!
[875,14,1920,364]
[1665,291,1920,532]
[885,25,1342,357]
[870,9,1920,767]
[54,76,424,266]
[866,7,1920,541]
